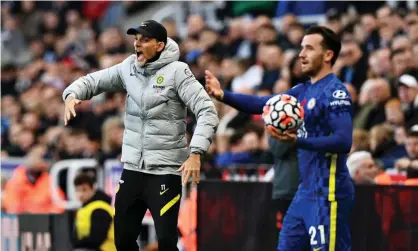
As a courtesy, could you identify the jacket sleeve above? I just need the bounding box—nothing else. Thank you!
[222,90,272,114]
[175,63,219,154]
[222,83,304,114]
[62,61,126,101]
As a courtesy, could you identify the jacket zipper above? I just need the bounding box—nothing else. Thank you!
[138,76,148,167]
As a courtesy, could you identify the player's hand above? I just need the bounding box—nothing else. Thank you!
[177,154,201,186]
[266,126,297,143]
[395,158,411,170]
[64,96,81,126]
[204,70,224,100]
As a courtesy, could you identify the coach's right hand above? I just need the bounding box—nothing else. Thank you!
[204,70,224,100]
[64,95,81,126]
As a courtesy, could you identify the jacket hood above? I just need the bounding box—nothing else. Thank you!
[142,37,180,75]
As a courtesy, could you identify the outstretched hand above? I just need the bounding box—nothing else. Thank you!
[204,70,224,100]
[64,96,81,125]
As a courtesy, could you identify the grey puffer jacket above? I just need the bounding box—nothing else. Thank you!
[62,38,219,175]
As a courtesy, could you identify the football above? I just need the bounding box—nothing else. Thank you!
[262,94,304,134]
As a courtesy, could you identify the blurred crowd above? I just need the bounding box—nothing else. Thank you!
[1,1,418,213]
[1,1,138,165]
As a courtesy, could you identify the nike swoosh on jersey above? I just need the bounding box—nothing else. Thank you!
[160,189,169,195]
[313,247,323,251]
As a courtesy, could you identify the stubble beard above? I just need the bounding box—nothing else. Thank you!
[135,60,146,68]
[303,56,323,78]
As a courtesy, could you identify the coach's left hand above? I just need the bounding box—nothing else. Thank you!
[266,126,297,143]
[177,154,201,186]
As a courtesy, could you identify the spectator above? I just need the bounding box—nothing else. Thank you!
[73,172,115,250]
[4,129,35,157]
[360,13,380,52]
[161,17,180,44]
[215,129,257,167]
[385,98,405,127]
[186,15,205,39]
[395,125,418,180]
[391,48,417,79]
[228,58,262,93]
[198,27,228,58]
[355,78,391,130]
[347,151,383,184]
[370,124,407,169]
[351,129,370,153]
[397,74,418,128]
[258,44,283,93]
[367,48,391,78]
[2,145,65,214]
[233,18,258,61]
[1,15,31,66]
[19,1,43,41]
[394,125,408,145]
[255,23,278,45]
[282,22,305,51]
[338,39,369,92]
[1,65,19,96]
[97,116,123,165]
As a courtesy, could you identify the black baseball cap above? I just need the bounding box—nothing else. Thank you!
[127,20,167,44]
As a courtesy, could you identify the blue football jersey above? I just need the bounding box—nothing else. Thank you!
[285,73,355,201]
[222,73,355,251]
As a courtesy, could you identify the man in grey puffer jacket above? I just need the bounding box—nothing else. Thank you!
[63,20,219,251]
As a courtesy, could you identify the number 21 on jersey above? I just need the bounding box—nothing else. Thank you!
[309,225,326,245]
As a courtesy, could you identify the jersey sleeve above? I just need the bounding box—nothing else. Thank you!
[222,91,272,114]
[222,84,304,114]
[296,86,353,153]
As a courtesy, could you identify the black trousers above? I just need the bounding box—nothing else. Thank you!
[114,169,182,251]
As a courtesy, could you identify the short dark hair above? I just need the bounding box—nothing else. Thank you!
[304,25,341,66]
[74,172,95,188]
